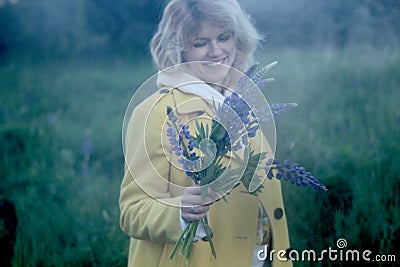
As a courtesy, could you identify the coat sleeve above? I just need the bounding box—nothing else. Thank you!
[119,93,184,243]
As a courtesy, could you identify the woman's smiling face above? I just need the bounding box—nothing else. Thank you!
[183,20,236,85]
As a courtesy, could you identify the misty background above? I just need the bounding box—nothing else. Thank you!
[0,0,399,266]
[1,0,399,58]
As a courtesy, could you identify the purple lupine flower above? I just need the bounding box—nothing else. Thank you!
[214,107,244,151]
[167,106,196,154]
[215,92,261,151]
[265,159,327,191]
[166,106,200,183]
[166,106,184,156]
[182,153,200,183]
[166,126,181,156]
[242,62,259,79]
[223,93,252,124]
[181,125,195,151]
[182,125,190,139]
[232,63,297,125]
[247,61,278,91]
[247,125,259,138]
[235,62,259,96]
[167,105,180,124]
[81,133,93,176]
[270,103,298,117]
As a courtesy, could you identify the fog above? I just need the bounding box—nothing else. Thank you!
[244,0,400,47]
[0,0,398,58]
[1,1,399,266]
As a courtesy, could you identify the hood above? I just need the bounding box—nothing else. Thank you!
[156,68,225,103]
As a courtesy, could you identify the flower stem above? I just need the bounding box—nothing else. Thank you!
[202,217,216,258]
[169,222,191,260]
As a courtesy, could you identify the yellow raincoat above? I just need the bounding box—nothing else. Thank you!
[119,70,292,267]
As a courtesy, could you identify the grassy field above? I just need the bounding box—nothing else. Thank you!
[1,46,399,266]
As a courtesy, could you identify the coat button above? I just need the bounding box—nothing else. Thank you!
[274,208,284,219]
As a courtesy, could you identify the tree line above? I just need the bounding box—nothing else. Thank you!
[0,0,399,58]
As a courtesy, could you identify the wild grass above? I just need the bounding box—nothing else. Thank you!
[0,46,399,266]
[260,46,399,266]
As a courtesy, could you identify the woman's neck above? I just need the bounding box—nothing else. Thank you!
[208,83,231,97]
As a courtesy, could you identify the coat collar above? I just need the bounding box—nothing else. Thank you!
[157,69,225,115]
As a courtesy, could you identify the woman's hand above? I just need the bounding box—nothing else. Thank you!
[180,185,218,222]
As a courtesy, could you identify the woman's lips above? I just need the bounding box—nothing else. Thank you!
[204,57,227,67]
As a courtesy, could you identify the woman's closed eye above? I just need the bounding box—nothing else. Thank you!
[193,41,207,48]
[218,32,233,42]
[192,32,233,48]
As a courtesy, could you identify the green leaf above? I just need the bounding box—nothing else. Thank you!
[210,123,226,142]
[195,121,205,139]
[205,164,215,183]
[234,147,268,195]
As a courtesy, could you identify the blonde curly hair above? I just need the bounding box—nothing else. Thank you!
[150,0,261,72]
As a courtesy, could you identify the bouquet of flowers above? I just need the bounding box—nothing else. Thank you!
[166,62,327,264]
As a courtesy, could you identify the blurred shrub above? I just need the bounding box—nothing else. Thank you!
[0,0,163,58]
[0,124,55,196]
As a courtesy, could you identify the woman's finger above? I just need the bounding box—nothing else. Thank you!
[181,205,209,222]
[182,204,209,214]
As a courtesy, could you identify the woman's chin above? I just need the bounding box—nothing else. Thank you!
[184,62,231,85]
[200,66,230,85]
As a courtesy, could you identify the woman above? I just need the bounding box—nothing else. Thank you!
[119,1,292,266]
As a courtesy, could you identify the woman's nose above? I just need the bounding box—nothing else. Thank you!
[208,41,223,57]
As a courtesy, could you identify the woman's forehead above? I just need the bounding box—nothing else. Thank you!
[191,20,232,38]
